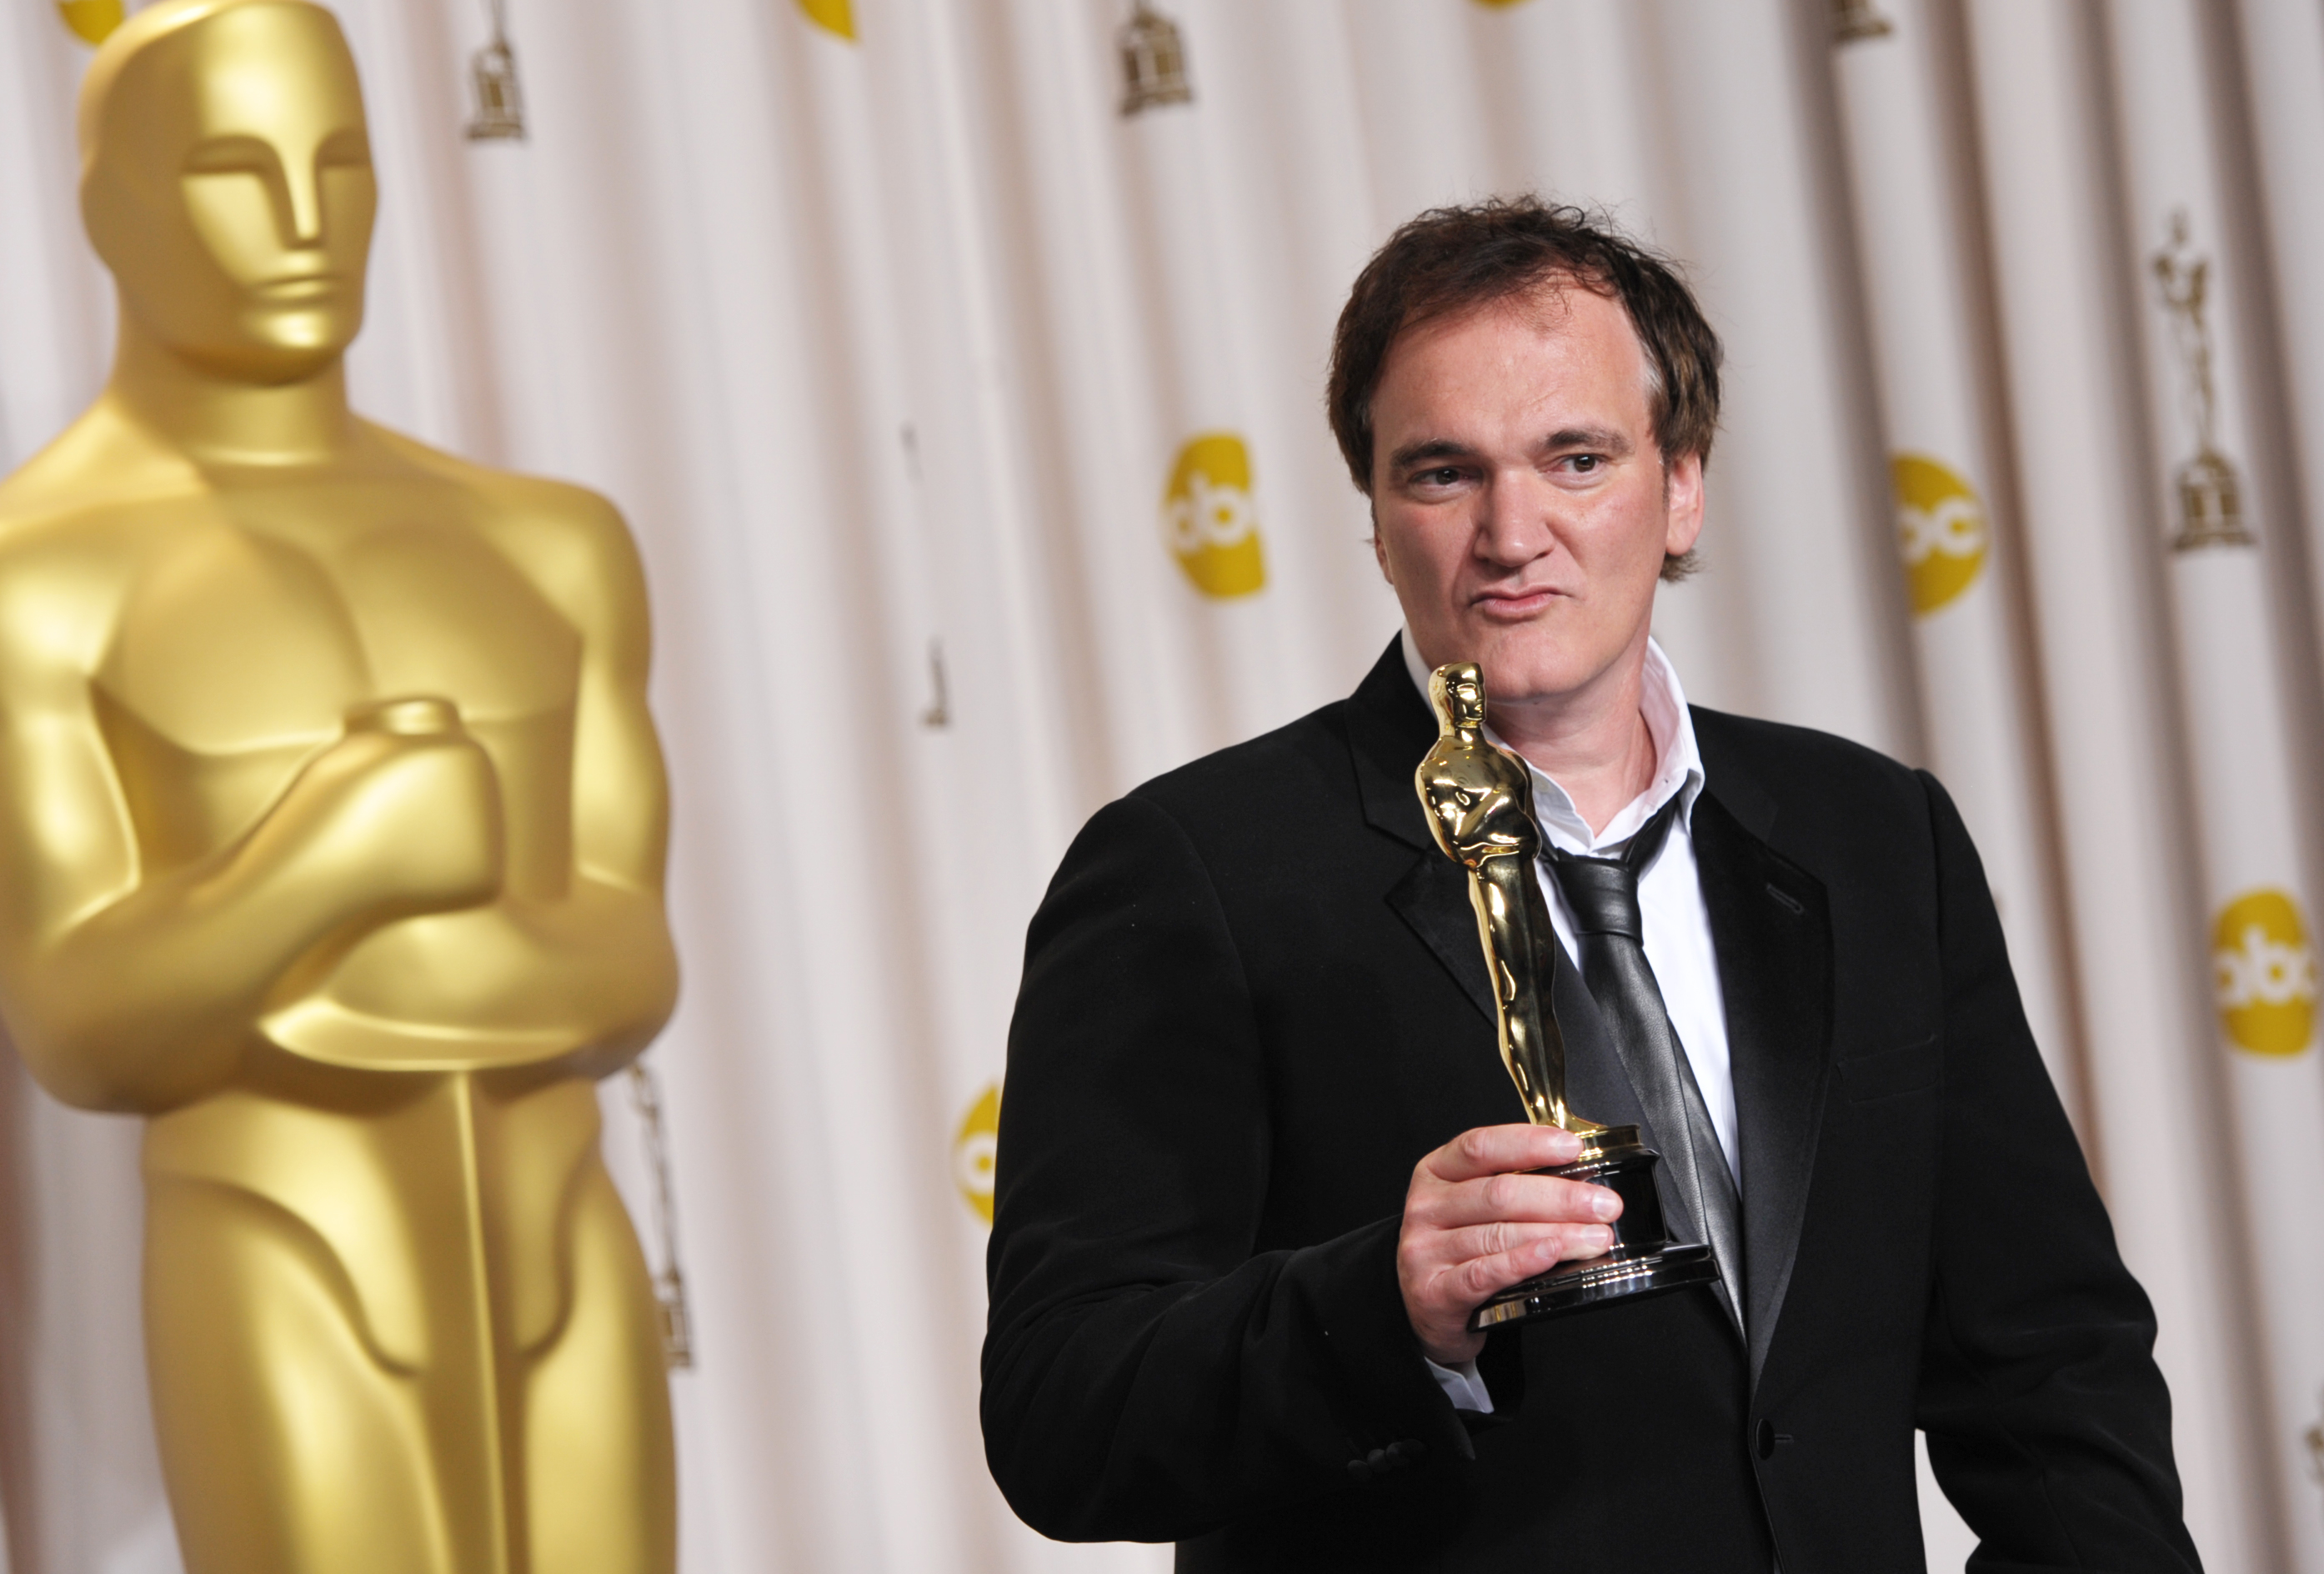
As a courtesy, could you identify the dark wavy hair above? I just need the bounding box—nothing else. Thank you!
[1326,197,1722,580]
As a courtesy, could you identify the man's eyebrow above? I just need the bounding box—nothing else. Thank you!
[1387,438,1478,472]
[1542,425,1634,455]
[1389,428,1637,473]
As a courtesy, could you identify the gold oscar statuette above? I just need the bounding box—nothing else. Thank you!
[0,3,679,1567]
[1416,663,1717,1328]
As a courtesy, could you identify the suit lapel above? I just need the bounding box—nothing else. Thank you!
[1690,778,1834,1386]
[1385,852,1498,1031]
[1350,639,1437,853]
[1352,640,1504,1042]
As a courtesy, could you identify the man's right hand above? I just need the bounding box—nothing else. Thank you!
[1397,1124,1622,1366]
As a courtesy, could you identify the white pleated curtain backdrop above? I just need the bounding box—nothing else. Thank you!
[3,1,2323,1571]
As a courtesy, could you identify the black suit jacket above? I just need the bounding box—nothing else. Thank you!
[983,640,2196,1573]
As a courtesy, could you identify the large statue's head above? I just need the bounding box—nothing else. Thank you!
[79,0,374,383]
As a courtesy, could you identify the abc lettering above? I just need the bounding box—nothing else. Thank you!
[2215,923,2319,1010]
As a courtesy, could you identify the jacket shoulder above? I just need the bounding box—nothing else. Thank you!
[1691,706,1932,850]
[1123,699,1360,831]
[1692,707,1921,791]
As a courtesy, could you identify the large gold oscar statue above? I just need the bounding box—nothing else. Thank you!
[0,3,680,1568]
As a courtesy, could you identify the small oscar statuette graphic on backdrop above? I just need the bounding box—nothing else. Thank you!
[1119,0,1192,117]
[920,639,951,729]
[1415,664,1719,1327]
[1830,0,1895,43]
[2307,1386,2324,1536]
[467,0,527,142]
[627,1060,696,1368]
[2151,210,2252,549]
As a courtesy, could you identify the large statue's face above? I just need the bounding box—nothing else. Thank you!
[1368,284,1704,721]
[83,3,375,382]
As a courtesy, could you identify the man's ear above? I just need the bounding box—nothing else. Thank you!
[1370,500,1395,584]
[1662,452,1705,558]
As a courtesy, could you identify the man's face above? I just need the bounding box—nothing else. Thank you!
[1368,284,1703,715]
[83,3,376,383]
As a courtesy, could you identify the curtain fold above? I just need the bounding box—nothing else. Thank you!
[1958,1,2292,1564]
[2103,3,2324,1565]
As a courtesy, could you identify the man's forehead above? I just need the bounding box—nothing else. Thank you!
[1376,283,1650,429]
[1411,281,1632,360]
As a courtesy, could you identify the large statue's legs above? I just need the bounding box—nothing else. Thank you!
[520,1156,676,1573]
[142,1077,674,1574]
[144,1175,452,1574]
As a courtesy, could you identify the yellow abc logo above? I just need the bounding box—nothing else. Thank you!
[57,0,123,43]
[1163,433,1267,599]
[2212,889,2318,1057]
[954,1081,1001,1225]
[1892,454,1990,615]
[798,0,854,39]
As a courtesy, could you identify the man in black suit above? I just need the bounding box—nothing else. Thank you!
[981,198,2198,1572]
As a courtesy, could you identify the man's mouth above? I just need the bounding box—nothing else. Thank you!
[1471,587,1560,619]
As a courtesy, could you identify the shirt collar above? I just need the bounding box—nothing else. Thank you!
[1399,625,1706,857]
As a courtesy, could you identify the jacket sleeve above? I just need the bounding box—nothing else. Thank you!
[980,795,1474,1543]
[1912,771,2202,1571]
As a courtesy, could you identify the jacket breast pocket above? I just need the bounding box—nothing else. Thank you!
[1836,1033,1941,1103]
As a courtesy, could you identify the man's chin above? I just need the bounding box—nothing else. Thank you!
[1465,634,1624,711]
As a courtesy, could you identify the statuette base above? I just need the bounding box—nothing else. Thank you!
[1469,1123,1724,1330]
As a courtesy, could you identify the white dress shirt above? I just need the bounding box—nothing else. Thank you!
[1400,629,1737,1413]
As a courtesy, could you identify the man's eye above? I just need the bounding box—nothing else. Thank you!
[1418,467,1463,487]
[1569,454,1601,473]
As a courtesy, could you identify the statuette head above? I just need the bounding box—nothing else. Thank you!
[80,0,374,383]
[1430,662,1489,731]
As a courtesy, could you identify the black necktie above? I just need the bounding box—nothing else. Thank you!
[1546,795,1745,1330]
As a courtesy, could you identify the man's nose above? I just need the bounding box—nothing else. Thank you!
[1474,472,1558,565]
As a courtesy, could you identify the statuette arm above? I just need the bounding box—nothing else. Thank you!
[0,676,503,1110]
[408,459,681,1068]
